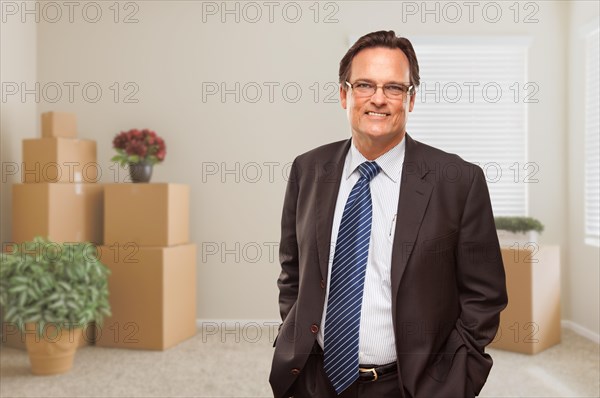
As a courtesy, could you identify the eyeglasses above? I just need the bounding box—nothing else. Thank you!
[345,80,414,99]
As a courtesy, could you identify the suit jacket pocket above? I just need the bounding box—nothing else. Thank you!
[418,231,459,271]
[427,328,465,383]
[421,230,459,253]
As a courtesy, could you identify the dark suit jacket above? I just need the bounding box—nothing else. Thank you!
[269,134,508,398]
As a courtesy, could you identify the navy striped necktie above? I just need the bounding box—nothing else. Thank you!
[324,161,381,394]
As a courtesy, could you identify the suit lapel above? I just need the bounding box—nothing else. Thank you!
[391,134,433,303]
[316,140,351,281]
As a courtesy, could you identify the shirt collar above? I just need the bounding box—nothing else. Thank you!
[345,137,405,183]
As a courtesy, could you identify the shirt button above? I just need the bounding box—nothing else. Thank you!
[320,279,325,289]
[291,368,301,375]
[311,324,319,334]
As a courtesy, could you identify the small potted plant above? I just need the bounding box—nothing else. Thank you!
[111,128,166,183]
[0,238,111,375]
[495,216,544,246]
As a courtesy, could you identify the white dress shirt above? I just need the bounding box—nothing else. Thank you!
[317,137,405,365]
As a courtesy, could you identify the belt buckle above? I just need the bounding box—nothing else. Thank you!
[359,367,378,382]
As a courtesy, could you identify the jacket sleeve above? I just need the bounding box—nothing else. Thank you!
[455,166,508,395]
[277,159,300,322]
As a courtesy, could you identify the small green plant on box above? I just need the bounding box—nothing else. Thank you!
[494,216,544,234]
[0,237,111,337]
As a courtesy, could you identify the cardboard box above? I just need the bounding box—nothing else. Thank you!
[94,244,197,350]
[104,183,189,247]
[12,183,104,244]
[490,245,561,354]
[41,112,77,138]
[22,138,97,183]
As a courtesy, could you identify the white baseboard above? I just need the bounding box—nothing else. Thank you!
[561,320,600,344]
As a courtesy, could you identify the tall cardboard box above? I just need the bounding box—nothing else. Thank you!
[104,184,189,247]
[491,246,561,354]
[41,112,77,138]
[22,138,97,183]
[12,183,104,244]
[94,244,197,350]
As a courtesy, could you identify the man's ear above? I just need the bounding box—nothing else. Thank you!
[340,85,348,109]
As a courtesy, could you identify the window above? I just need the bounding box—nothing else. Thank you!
[584,27,600,246]
[407,38,530,217]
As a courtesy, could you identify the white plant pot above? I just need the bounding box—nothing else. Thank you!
[497,230,539,247]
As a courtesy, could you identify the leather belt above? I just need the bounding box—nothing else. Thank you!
[358,362,397,382]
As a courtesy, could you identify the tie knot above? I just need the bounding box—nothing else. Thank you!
[358,161,380,182]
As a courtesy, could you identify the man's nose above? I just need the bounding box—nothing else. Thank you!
[370,86,387,105]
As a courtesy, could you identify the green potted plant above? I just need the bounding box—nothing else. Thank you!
[494,216,544,246]
[111,128,167,183]
[0,237,111,375]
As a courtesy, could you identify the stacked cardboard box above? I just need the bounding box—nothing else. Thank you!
[22,138,98,183]
[14,111,103,242]
[96,183,197,350]
[12,183,103,244]
[3,112,102,349]
[490,245,561,354]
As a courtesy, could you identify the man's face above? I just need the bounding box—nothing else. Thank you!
[340,47,416,147]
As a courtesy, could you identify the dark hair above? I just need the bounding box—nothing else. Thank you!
[338,30,420,89]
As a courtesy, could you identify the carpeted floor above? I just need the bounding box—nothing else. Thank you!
[1,326,598,398]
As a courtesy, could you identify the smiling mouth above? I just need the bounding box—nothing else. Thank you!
[366,111,390,117]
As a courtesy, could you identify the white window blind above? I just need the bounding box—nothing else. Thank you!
[585,27,600,246]
[407,39,528,217]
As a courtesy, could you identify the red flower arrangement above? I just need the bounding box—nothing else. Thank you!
[111,129,166,166]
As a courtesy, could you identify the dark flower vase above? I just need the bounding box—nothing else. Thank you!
[129,162,153,183]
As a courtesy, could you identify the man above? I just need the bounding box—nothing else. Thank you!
[269,30,508,398]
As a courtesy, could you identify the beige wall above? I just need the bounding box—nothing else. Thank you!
[567,1,600,339]
[2,1,595,331]
[0,8,37,244]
